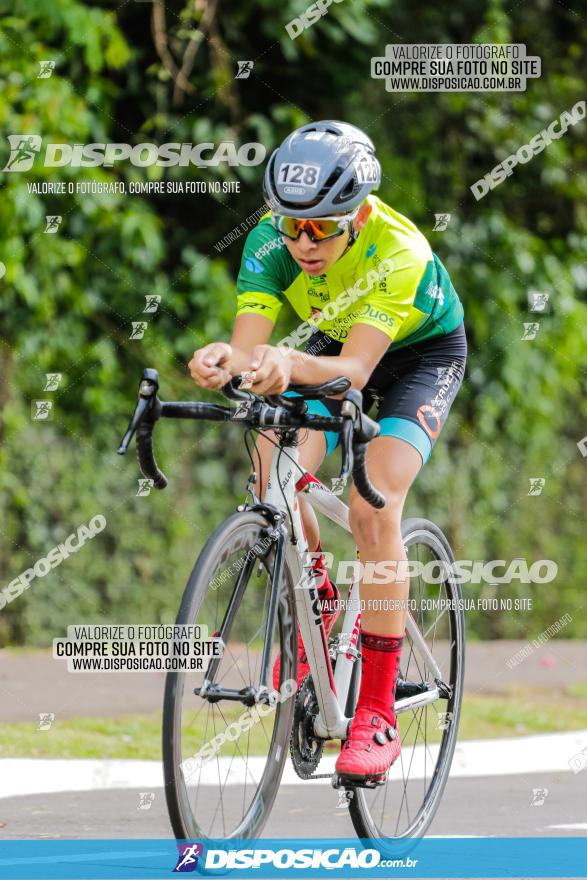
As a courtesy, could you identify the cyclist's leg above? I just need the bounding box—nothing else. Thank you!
[352,323,467,637]
[337,326,467,779]
[349,435,421,636]
[335,437,419,780]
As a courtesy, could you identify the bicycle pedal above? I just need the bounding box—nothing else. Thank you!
[332,771,387,790]
[331,773,346,790]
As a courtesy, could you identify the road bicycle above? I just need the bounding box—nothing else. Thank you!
[119,368,465,845]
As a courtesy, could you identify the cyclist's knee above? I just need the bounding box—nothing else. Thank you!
[349,487,405,545]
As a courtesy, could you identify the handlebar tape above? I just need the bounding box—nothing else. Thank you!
[352,442,386,509]
[136,419,168,489]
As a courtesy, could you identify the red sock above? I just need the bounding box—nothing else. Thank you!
[356,630,404,726]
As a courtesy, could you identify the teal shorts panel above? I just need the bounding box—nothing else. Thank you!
[283,393,339,456]
[377,416,433,464]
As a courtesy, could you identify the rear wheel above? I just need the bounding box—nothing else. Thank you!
[163,510,298,839]
[348,517,465,845]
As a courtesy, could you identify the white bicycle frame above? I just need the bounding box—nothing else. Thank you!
[265,438,444,741]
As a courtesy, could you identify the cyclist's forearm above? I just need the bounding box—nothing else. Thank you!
[289,350,369,390]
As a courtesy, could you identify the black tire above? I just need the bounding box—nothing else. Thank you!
[348,516,465,845]
[163,510,298,840]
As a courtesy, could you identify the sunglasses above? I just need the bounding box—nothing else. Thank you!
[272,208,359,242]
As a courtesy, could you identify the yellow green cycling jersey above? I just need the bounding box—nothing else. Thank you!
[236,194,463,351]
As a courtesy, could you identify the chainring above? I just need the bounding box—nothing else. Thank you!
[289,674,325,780]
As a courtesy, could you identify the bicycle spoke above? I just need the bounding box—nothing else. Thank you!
[424,604,448,642]
[192,699,212,818]
[166,522,294,842]
[356,530,463,842]
[259,712,273,746]
[243,714,252,816]
[394,738,412,835]
[378,766,392,826]
[429,580,444,655]
[217,702,267,789]
[424,704,428,800]
[395,705,427,833]
[404,633,426,686]
[211,710,227,837]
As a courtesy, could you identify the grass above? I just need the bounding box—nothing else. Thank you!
[458,686,587,740]
[1,684,586,760]
[565,682,587,700]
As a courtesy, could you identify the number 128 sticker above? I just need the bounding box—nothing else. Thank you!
[356,158,379,183]
[277,163,320,188]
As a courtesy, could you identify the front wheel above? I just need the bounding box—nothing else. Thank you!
[163,510,298,840]
[348,517,465,844]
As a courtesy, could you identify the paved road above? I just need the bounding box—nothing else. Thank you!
[1,642,585,860]
[1,641,586,723]
[0,772,585,840]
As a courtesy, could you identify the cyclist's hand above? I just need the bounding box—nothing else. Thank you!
[188,343,233,389]
[249,344,292,395]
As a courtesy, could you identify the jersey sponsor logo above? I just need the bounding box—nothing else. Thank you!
[416,404,441,439]
[323,310,358,342]
[430,361,463,414]
[366,243,376,257]
[371,252,390,291]
[360,303,395,327]
[279,260,395,350]
[244,256,264,273]
[308,287,330,302]
[254,237,285,260]
[237,301,270,312]
[426,282,445,306]
[325,326,349,341]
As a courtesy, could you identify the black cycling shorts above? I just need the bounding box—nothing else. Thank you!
[301,322,467,465]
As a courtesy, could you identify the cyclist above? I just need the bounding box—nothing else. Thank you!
[189,120,467,785]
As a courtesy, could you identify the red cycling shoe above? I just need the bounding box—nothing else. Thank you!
[335,708,401,785]
[272,582,340,690]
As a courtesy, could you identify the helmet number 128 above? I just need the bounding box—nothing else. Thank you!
[277,163,320,187]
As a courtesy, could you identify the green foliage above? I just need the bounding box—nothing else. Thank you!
[0,0,585,644]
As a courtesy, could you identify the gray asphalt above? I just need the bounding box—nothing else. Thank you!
[0,772,584,839]
[2,640,586,723]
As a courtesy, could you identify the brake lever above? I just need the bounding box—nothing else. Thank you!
[118,368,161,454]
[342,388,380,443]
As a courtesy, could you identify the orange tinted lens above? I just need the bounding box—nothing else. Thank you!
[289,218,307,237]
[274,217,304,238]
[274,216,342,240]
[305,219,341,240]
